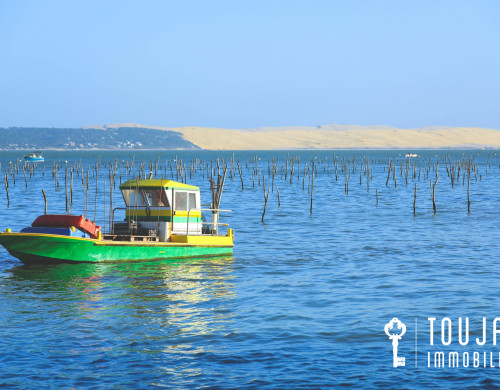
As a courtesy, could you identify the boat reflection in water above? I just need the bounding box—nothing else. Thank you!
[3,255,236,384]
[7,255,235,313]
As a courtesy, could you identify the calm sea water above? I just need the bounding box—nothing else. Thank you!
[0,150,499,388]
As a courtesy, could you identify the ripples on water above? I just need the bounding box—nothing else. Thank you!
[0,150,499,388]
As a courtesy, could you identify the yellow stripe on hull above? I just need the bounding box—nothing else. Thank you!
[170,234,234,246]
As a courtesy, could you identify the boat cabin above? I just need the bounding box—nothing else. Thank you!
[116,179,203,241]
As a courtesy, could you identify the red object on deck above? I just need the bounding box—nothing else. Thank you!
[32,214,101,239]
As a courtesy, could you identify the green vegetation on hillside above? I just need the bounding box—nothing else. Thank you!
[0,127,199,150]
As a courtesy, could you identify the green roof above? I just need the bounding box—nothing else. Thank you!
[119,179,199,191]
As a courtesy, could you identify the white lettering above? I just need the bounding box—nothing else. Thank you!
[493,318,500,345]
[463,352,469,367]
[449,352,459,367]
[476,317,486,346]
[474,352,480,367]
[459,317,469,345]
[442,317,452,346]
[435,352,445,367]
[428,317,436,345]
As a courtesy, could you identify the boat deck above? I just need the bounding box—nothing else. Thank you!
[100,233,234,247]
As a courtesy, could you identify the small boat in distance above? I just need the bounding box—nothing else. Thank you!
[0,179,234,264]
[24,151,45,162]
[405,153,419,158]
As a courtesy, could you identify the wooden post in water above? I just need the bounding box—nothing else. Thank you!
[310,162,314,214]
[271,163,275,191]
[285,153,289,181]
[70,170,73,208]
[42,189,47,214]
[432,178,438,215]
[276,185,280,208]
[376,188,378,207]
[334,159,338,182]
[405,160,409,186]
[413,183,417,217]
[65,164,68,212]
[386,161,391,186]
[344,162,349,195]
[467,160,471,213]
[367,164,370,192]
[261,186,270,223]
[4,174,9,207]
[237,162,244,190]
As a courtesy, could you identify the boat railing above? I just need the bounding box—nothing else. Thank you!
[111,207,128,235]
[187,208,232,236]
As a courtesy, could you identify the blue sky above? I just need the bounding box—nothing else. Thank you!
[1,0,499,129]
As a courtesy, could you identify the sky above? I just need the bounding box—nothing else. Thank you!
[0,0,499,129]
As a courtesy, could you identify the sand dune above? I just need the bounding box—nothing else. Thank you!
[90,123,500,150]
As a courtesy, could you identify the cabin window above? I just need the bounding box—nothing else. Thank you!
[174,192,187,210]
[121,189,145,207]
[143,189,169,207]
[188,193,197,209]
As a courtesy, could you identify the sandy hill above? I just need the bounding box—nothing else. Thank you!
[87,123,500,150]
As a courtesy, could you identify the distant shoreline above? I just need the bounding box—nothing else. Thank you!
[1,123,500,150]
[1,147,499,152]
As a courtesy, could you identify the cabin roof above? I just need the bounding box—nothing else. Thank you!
[119,179,200,191]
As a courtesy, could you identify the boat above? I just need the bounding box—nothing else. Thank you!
[24,151,45,162]
[0,179,234,264]
[405,153,419,158]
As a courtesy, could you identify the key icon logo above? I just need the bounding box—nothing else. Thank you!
[384,317,406,367]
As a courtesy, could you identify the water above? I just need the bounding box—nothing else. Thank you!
[0,150,499,388]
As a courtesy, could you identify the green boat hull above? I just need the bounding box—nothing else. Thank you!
[0,233,233,264]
